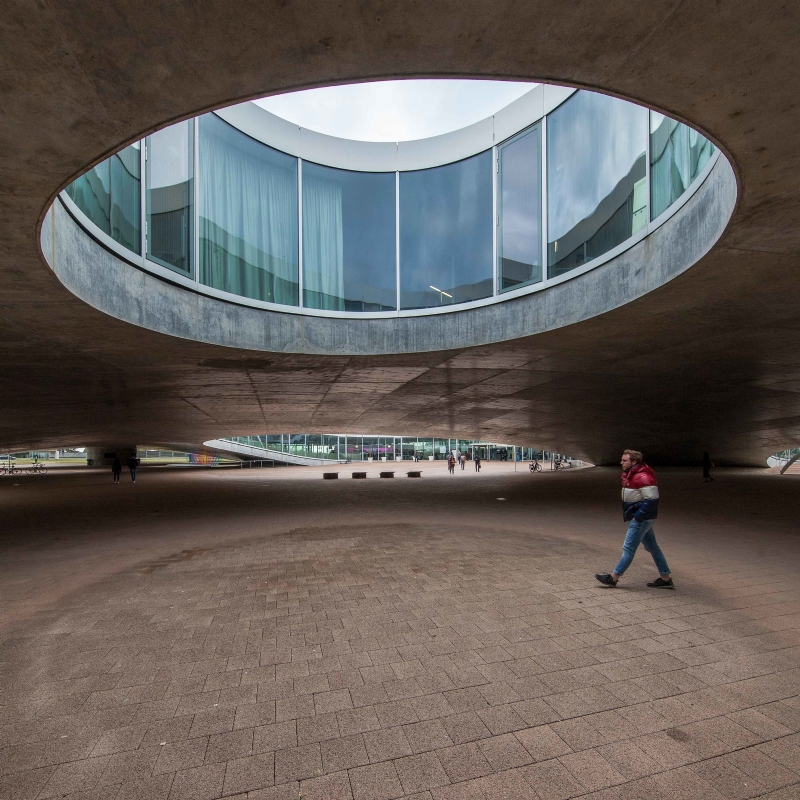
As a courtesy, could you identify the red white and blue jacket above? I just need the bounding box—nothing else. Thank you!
[621,463,659,522]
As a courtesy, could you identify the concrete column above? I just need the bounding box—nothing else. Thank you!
[86,446,137,467]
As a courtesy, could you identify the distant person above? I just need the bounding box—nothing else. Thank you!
[595,449,674,589]
[460,453,467,470]
[111,457,121,484]
[127,453,140,483]
[474,454,481,472]
[702,451,714,482]
[447,453,456,474]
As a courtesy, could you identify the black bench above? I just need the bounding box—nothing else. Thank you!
[322,472,339,479]
[352,471,367,479]
[406,471,422,478]
[379,471,395,478]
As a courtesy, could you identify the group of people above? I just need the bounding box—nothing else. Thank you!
[447,450,481,473]
[111,453,140,483]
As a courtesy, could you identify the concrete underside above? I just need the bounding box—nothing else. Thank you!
[1,466,798,799]
[3,2,800,463]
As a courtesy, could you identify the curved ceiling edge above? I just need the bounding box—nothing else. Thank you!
[41,155,736,356]
[216,84,575,172]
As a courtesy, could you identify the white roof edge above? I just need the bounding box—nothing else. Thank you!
[213,84,577,171]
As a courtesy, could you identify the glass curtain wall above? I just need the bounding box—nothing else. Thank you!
[303,162,396,311]
[199,114,299,304]
[146,120,193,275]
[650,112,715,220]
[399,152,493,309]
[547,92,647,278]
[498,125,542,291]
[66,142,141,253]
[65,92,718,313]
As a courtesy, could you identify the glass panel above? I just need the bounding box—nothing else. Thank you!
[66,159,111,235]
[498,125,542,292]
[547,92,647,278]
[650,112,716,220]
[110,143,141,253]
[147,120,193,275]
[400,151,493,309]
[199,114,298,304]
[303,162,396,311]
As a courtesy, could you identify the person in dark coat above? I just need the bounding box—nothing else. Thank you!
[702,451,714,482]
[474,454,481,472]
[127,453,140,483]
[111,457,122,484]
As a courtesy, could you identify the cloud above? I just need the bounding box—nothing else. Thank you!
[254,80,536,142]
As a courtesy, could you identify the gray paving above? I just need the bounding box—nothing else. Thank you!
[1,465,798,798]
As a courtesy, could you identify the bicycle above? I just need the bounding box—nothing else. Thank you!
[26,462,47,474]
[553,457,572,471]
[528,460,542,472]
[1,464,22,476]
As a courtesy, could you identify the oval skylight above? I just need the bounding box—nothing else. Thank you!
[253,79,537,142]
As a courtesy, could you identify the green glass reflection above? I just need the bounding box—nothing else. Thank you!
[650,112,715,220]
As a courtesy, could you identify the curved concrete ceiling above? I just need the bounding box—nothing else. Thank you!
[1,1,799,465]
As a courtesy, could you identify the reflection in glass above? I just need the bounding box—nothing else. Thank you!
[67,161,111,236]
[147,120,193,274]
[303,162,396,311]
[199,114,298,304]
[400,152,493,309]
[67,143,141,254]
[110,143,141,253]
[650,112,715,220]
[547,91,647,278]
[498,125,542,291]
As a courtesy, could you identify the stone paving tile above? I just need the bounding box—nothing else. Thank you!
[168,762,225,800]
[321,733,370,773]
[349,760,405,800]
[364,727,414,762]
[393,752,450,794]
[222,752,275,794]
[436,742,493,783]
[274,743,323,784]
[2,468,800,799]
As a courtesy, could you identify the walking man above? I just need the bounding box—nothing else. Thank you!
[127,452,140,483]
[595,450,674,589]
[111,456,122,484]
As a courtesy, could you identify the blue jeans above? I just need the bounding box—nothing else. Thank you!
[614,519,670,576]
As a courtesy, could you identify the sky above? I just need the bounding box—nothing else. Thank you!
[254,80,536,142]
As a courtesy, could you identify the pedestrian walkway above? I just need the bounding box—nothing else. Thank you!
[0,466,798,799]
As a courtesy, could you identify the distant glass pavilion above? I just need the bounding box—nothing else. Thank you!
[221,435,560,463]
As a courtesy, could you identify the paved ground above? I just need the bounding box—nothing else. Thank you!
[0,463,798,800]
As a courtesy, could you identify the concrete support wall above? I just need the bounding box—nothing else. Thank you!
[86,446,137,467]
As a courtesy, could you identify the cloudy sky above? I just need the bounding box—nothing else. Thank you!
[254,80,536,142]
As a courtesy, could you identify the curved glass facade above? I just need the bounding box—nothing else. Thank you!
[498,124,542,291]
[66,142,140,254]
[400,152,493,309]
[146,121,193,275]
[63,90,718,315]
[650,112,715,220]
[547,92,647,278]
[303,162,396,311]
[199,113,298,304]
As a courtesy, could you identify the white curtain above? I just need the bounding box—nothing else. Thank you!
[199,116,297,304]
[303,173,344,310]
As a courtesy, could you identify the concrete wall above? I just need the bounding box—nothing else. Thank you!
[43,156,736,357]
